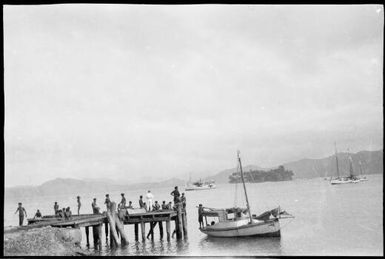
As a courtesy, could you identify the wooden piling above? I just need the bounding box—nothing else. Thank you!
[140,221,146,242]
[134,223,139,241]
[182,211,188,238]
[166,220,171,241]
[92,225,98,247]
[105,223,109,242]
[98,224,103,250]
[158,221,163,239]
[176,204,183,239]
[85,226,90,247]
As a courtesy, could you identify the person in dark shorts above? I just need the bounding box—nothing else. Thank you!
[105,194,111,210]
[77,196,81,215]
[34,209,42,219]
[139,195,144,209]
[120,193,126,209]
[161,201,167,210]
[181,193,186,210]
[92,198,100,214]
[54,202,59,215]
[15,203,27,226]
[198,204,204,228]
[170,186,180,204]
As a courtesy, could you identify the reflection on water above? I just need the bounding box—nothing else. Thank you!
[199,236,282,256]
[107,239,190,256]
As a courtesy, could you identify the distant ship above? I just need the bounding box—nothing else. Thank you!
[330,143,364,185]
[185,177,216,191]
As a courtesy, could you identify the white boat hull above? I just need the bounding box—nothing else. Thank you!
[185,185,216,191]
[200,218,281,237]
[331,179,361,185]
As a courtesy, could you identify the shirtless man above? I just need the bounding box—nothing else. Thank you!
[15,203,27,226]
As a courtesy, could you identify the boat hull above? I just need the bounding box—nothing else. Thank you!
[200,218,281,237]
[331,179,361,185]
[185,185,216,191]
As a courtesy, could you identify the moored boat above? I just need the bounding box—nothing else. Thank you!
[199,151,293,238]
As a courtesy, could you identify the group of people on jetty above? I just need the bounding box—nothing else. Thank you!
[15,186,187,226]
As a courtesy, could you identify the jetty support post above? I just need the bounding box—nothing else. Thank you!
[182,211,188,238]
[92,225,99,247]
[104,222,109,243]
[141,221,146,242]
[107,202,120,247]
[159,221,163,239]
[166,219,171,242]
[114,210,129,245]
[85,226,90,247]
[134,223,139,241]
[98,223,103,250]
[176,203,183,239]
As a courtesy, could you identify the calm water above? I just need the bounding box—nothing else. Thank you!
[4,174,383,256]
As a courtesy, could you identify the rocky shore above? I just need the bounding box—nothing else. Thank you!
[3,226,93,256]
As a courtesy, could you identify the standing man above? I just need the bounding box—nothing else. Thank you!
[120,193,126,209]
[54,202,59,216]
[146,190,154,212]
[198,204,204,228]
[139,195,144,209]
[105,194,111,210]
[15,202,27,226]
[170,186,180,204]
[77,196,81,215]
[92,198,100,214]
[181,193,186,211]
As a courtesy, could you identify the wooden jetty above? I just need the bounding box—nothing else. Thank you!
[26,202,187,249]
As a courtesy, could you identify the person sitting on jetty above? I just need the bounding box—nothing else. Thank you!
[34,209,42,219]
[198,204,204,228]
[143,202,147,211]
[127,201,133,209]
[181,193,186,210]
[167,201,172,210]
[92,198,100,214]
[15,202,27,226]
[161,201,167,210]
[61,207,66,218]
[146,190,154,212]
[54,202,59,216]
[65,207,72,220]
[153,201,160,211]
[170,186,180,204]
[139,195,144,209]
[77,196,81,215]
[120,193,126,209]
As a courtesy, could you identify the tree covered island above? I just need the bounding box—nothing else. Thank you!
[229,166,294,183]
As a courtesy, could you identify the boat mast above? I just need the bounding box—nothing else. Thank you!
[334,142,340,179]
[347,148,354,178]
[237,151,253,224]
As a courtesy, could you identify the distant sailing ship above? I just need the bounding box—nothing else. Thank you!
[185,174,216,191]
[330,143,364,185]
[199,151,293,237]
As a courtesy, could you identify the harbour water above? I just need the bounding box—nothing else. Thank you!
[4,174,383,256]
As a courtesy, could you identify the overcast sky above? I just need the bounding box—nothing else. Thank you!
[4,4,383,187]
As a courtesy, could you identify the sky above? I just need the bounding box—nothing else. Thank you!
[4,4,383,187]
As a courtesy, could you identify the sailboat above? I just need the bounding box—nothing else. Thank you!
[199,151,293,237]
[357,160,368,181]
[330,144,361,185]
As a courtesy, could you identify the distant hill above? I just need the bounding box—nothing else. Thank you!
[5,177,185,200]
[202,149,383,183]
[203,165,266,184]
[283,150,383,179]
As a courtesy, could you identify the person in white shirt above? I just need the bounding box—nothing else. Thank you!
[145,190,154,212]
